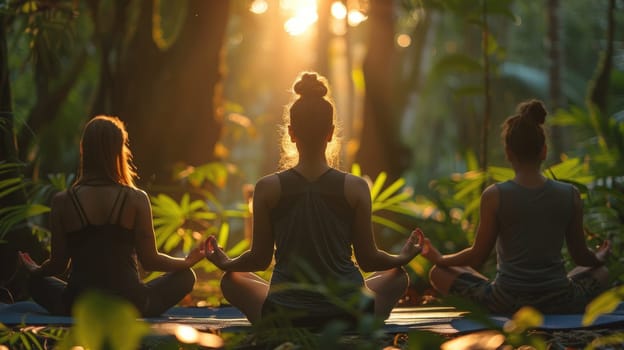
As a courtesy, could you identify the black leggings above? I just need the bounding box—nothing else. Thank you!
[29,269,196,317]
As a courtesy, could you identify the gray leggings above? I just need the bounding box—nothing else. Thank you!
[29,268,196,317]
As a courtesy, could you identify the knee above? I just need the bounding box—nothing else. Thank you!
[428,265,443,290]
[28,273,45,296]
[394,266,409,289]
[220,271,235,291]
[178,268,197,293]
[595,266,610,288]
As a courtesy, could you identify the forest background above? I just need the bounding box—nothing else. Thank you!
[1,0,624,309]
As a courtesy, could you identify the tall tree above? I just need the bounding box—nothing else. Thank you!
[588,0,615,116]
[89,1,230,185]
[0,11,46,300]
[548,0,564,161]
[356,0,411,180]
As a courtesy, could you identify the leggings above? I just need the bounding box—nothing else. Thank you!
[29,268,196,317]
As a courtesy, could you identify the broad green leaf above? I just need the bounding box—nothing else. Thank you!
[372,215,409,234]
[227,238,250,257]
[375,177,406,203]
[72,292,149,350]
[372,191,412,212]
[370,172,387,201]
[487,166,514,182]
[503,306,543,333]
[217,222,229,248]
[583,286,624,326]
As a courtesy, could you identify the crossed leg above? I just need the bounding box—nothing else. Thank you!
[220,271,269,324]
[220,267,410,323]
[364,267,409,320]
[428,265,489,295]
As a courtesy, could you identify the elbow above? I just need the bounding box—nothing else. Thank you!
[359,264,376,273]
[355,254,376,272]
[138,256,159,271]
[254,253,273,271]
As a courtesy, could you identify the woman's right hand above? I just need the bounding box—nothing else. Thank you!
[398,229,425,264]
[205,235,231,270]
[18,251,40,273]
[420,236,443,265]
[595,239,611,263]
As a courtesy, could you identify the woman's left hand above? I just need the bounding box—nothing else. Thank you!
[204,235,231,270]
[184,237,208,267]
[398,228,425,264]
[18,251,40,273]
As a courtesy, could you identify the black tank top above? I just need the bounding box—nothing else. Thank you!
[63,185,142,308]
[267,168,364,312]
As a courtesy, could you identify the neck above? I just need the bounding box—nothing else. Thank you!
[511,162,545,187]
[295,151,330,177]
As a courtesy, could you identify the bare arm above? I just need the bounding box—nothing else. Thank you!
[423,185,499,269]
[206,176,276,271]
[565,187,607,267]
[134,190,204,271]
[33,193,70,276]
[349,175,422,272]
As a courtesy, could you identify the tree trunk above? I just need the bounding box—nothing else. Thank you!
[480,0,492,174]
[547,0,564,162]
[588,0,615,117]
[100,0,230,185]
[0,14,46,301]
[355,0,411,180]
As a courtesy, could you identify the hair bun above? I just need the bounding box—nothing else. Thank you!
[517,99,547,125]
[293,73,328,98]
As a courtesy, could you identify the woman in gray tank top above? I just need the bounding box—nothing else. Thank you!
[420,100,610,314]
[205,72,425,327]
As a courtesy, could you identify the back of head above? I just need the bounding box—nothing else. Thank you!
[280,72,339,169]
[501,99,548,164]
[78,115,137,187]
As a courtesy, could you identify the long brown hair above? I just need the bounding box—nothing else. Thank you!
[75,115,137,188]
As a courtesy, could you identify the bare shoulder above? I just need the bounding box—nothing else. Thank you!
[481,184,500,209]
[254,173,281,206]
[482,184,499,198]
[50,190,70,209]
[124,187,150,206]
[344,173,370,207]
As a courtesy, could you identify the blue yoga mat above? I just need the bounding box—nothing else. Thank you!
[3,301,624,334]
[451,304,624,333]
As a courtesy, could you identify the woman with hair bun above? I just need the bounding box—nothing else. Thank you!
[420,99,611,314]
[19,116,206,316]
[206,72,425,327]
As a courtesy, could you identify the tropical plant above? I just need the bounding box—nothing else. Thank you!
[0,323,66,350]
[0,162,72,244]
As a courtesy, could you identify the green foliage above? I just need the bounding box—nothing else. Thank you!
[151,162,250,278]
[0,162,70,242]
[351,164,421,235]
[56,291,149,350]
[583,286,624,326]
[0,323,67,350]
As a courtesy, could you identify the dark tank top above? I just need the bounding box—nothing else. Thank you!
[266,168,364,313]
[63,186,143,308]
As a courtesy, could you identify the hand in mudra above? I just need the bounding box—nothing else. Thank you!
[204,235,230,270]
[399,228,425,264]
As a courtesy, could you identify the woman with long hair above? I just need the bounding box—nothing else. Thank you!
[20,116,205,316]
[205,72,424,327]
[421,100,610,314]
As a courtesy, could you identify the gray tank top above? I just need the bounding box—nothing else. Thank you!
[267,168,364,312]
[495,179,574,292]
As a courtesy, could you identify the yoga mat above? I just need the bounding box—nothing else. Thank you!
[451,304,624,333]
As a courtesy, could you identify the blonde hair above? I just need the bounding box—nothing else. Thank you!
[75,115,137,188]
[278,72,342,170]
